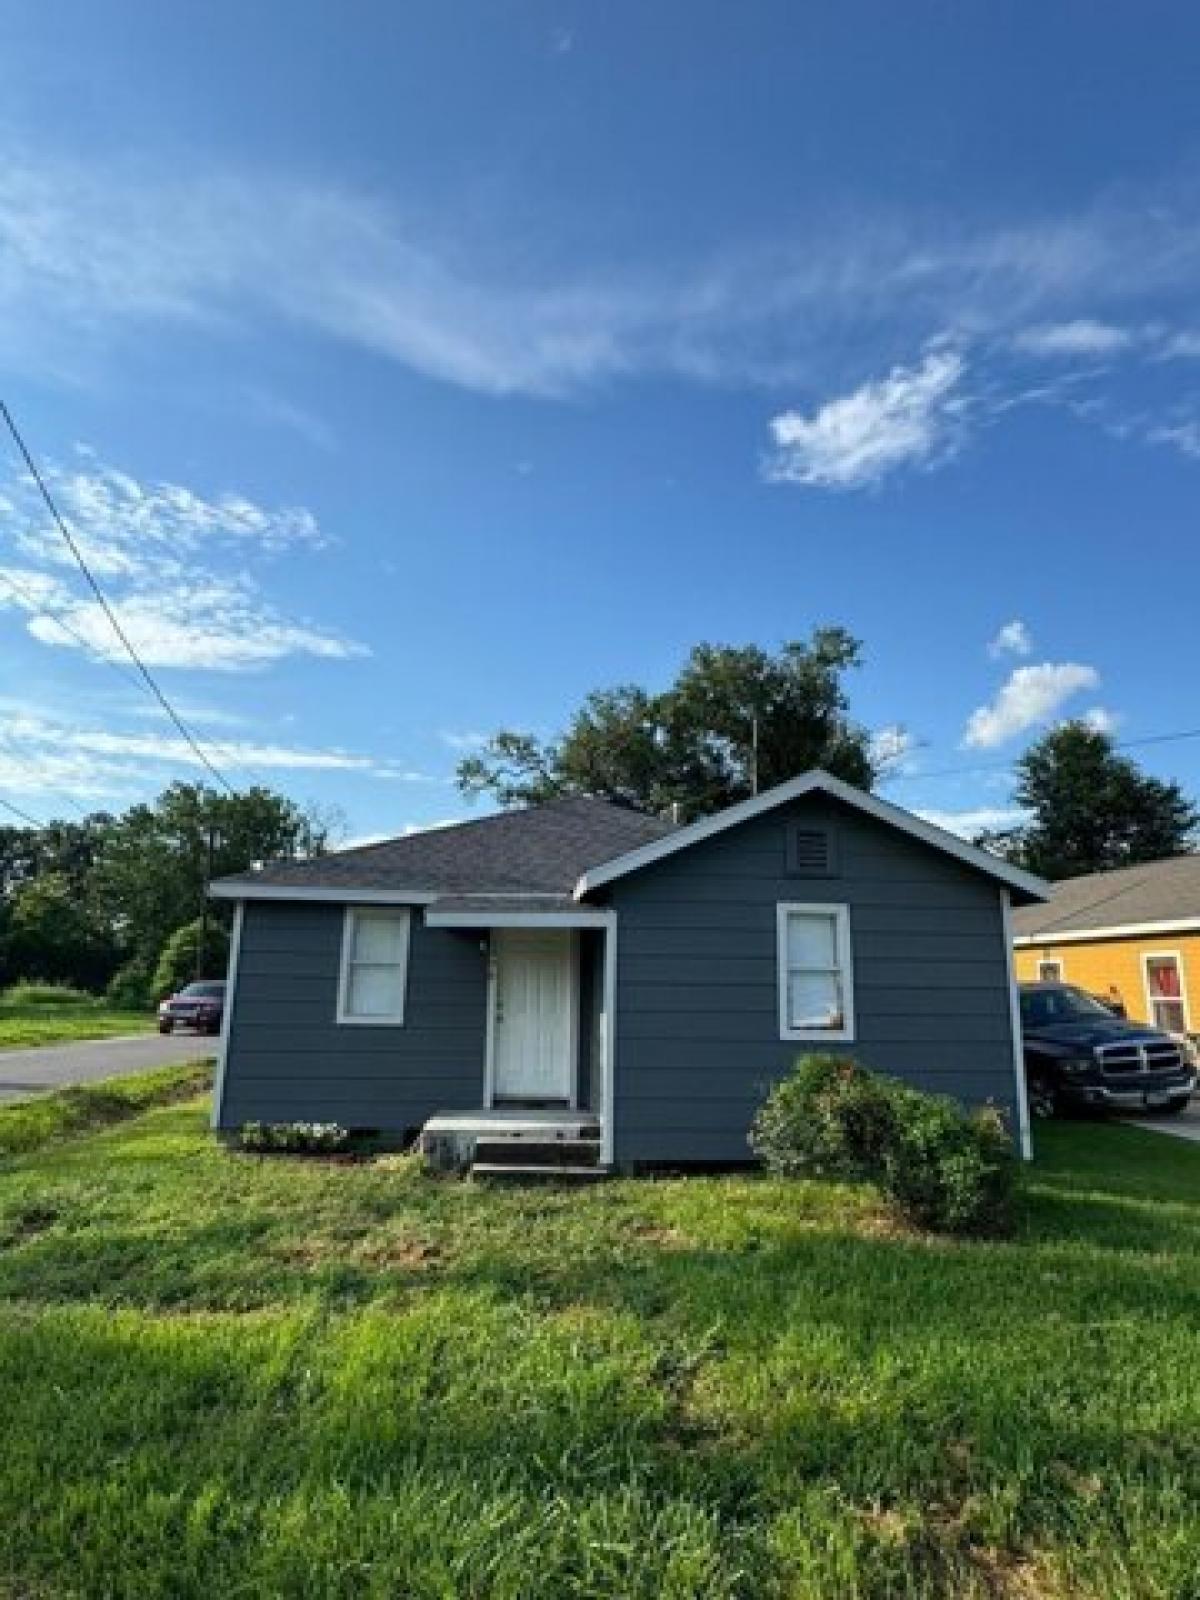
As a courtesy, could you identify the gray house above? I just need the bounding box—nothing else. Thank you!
[210,771,1047,1168]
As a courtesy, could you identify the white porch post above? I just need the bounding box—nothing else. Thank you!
[600,910,617,1167]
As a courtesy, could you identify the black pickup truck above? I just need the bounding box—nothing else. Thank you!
[1019,981,1195,1117]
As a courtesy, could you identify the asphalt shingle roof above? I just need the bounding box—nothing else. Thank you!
[1011,854,1200,938]
[213,795,674,898]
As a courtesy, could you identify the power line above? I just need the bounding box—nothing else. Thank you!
[879,726,1200,788]
[0,400,238,798]
[0,792,47,828]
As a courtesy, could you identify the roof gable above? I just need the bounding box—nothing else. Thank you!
[574,770,1048,903]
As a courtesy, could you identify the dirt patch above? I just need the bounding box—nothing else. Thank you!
[627,1220,690,1250]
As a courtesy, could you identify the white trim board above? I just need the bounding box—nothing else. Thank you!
[1014,917,1200,946]
[1001,889,1033,1163]
[574,769,1049,902]
[210,883,440,904]
[210,900,243,1130]
[426,909,612,929]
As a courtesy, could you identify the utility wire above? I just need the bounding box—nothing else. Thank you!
[879,726,1200,788]
[0,792,47,828]
[0,400,238,797]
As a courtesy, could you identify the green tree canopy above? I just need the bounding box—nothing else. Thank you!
[457,630,882,820]
[978,722,1199,880]
[2,872,114,990]
[153,917,232,997]
[92,782,331,966]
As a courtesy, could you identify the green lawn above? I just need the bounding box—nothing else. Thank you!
[0,998,154,1049]
[0,1090,1197,1599]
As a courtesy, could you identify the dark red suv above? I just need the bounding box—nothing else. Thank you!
[157,980,226,1036]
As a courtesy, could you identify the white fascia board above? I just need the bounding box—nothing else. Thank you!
[1013,917,1200,947]
[574,769,1049,902]
[425,909,613,929]
[209,883,440,905]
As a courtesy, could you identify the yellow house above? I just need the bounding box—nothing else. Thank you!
[1012,855,1200,1041]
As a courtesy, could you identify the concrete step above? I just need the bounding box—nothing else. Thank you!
[471,1163,611,1183]
[473,1138,601,1168]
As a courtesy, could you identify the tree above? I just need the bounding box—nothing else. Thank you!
[2,872,115,990]
[92,782,331,967]
[153,917,232,997]
[457,630,880,820]
[977,722,1199,880]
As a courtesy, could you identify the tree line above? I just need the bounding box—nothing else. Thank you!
[0,782,330,1005]
[4,632,1196,1003]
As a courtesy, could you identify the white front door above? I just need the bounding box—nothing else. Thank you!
[492,930,574,1102]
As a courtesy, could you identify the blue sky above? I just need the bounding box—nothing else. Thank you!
[2,1,1200,842]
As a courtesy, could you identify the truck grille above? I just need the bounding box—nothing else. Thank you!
[1095,1040,1185,1077]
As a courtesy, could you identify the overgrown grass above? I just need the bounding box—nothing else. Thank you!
[0,1095,1197,1597]
[0,989,153,1049]
[0,1061,213,1157]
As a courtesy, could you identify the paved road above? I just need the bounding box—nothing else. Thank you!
[0,1032,215,1106]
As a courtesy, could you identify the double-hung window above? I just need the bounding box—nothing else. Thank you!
[337,907,411,1025]
[777,903,855,1041]
[1143,952,1189,1037]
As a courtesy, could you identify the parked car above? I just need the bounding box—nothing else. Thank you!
[158,980,226,1036]
[1019,981,1196,1117]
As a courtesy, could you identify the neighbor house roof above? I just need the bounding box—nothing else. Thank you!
[210,795,674,904]
[212,772,1048,907]
[1012,854,1200,944]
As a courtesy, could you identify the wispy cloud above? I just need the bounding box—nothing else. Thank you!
[1013,319,1134,357]
[1082,706,1121,735]
[963,662,1100,748]
[871,724,918,772]
[764,350,966,490]
[0,707,436,800]
[438,728,489,752]
[987,619,1033,658]
[5,152,1200,401]
[0,449,365,672]
[917,805,1028,839]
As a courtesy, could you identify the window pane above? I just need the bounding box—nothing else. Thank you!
[1152,999,1187,1036]
[788,970,842,1031]
[352,913,405,963]
[348,964,404,1018]
[1146,958,1182,1000]
[786,911,837,969]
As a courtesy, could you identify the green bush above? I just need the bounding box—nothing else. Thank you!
[238,1121,351,1155]
[752,1055,1017,1238]
[749,1053,897,1178]
[153,918,230,1000]
[105,960,156,1012]
[2,980,96,1008]
[881,1090,1016,1237]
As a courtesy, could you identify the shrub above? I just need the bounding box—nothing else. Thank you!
[105,960,155,1012]
[753,1055,1017,1238]
[153,918,231,1000]
[238,1121,351,1155]
[2,980,95,1008]
[881,1090,1015,1237]
[749,1053,897,1179]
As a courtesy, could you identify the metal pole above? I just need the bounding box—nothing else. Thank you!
[196,821,216,979]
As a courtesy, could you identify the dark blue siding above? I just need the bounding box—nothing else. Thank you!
[218,902,487,1132]
[606,795,1018,1163]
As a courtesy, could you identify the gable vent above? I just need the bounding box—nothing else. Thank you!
[785,825,836,877]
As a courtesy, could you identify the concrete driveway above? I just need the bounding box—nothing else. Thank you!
[1122,1100,1200,1144]
[0,1032,214,1106]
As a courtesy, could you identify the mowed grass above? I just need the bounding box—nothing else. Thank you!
[0,1094,1198,1599]
[0,997,153,1049]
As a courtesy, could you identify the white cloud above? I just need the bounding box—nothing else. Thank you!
[1082,706,1122,735]
[0,451,365,672]
[1158,330,1200,359]
[5,152,1200,402]
[917,806,1028,839]
[0,709,436,801]
[438,729,489,752]
[1013,319,1133,357]
[765,351,966,490]
[963,662,1100,748]
[987,619,1033,658]
[1145,419,1200,459]
[871,725,918,771]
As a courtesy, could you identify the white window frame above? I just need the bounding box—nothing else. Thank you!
[336,906,411,1026]
[1141,949,1191,1037]
[776,902,855,1043]
[1037,958,1063,982]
